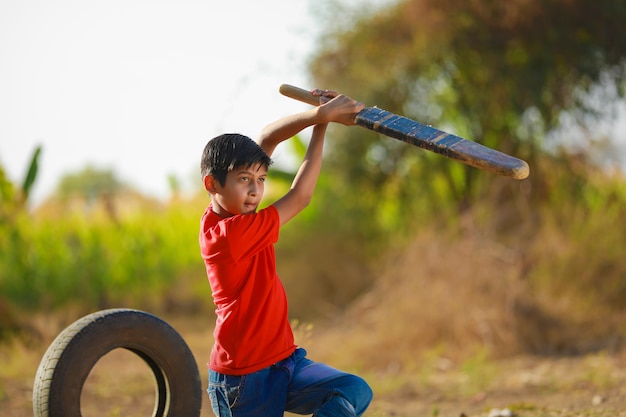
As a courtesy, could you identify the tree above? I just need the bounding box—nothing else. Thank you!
[308,0,626,226]
[56,166,124,200]
[55,166,128,221]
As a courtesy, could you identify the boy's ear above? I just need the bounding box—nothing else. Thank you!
[203,175,218,194]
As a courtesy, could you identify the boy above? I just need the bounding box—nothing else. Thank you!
[199,89,372,417]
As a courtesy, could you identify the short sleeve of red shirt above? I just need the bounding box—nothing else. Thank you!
[199,205,296,375]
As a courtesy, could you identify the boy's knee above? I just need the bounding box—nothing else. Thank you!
[346,375,373,415]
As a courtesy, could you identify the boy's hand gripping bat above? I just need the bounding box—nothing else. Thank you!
[279,84,530,180]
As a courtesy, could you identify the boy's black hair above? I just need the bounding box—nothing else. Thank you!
[201,133,273,186]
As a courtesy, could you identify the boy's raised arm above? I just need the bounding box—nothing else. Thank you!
[257,90,362,157]
[265,91,364,226]
[257,107,321,157]
[272,123,327,225]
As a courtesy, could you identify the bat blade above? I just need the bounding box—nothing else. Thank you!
[279,84,530,180]
[355,107,529,179]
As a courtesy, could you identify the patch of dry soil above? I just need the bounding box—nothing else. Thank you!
[2,316,625,417]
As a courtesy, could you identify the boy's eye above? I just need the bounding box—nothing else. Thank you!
[236,175,265,183]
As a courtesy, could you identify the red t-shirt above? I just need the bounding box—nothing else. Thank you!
[199,204,296,375]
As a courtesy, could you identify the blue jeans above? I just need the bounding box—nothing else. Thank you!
[207,348,372,417]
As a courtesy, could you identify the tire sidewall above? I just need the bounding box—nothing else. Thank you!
[33,308,202,417]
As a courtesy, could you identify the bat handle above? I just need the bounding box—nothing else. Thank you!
[279,84,322,107]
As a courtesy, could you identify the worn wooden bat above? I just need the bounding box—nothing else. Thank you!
[279,84,530,180]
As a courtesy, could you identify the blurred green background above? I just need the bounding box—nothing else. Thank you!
[2,0,626,366]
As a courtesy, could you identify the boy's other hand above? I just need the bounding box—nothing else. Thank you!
[311,89,365,126]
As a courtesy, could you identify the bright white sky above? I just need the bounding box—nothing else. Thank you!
[0,0,324,204]
[2,0,624,206]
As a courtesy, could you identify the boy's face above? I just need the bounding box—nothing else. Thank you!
[204,163,267,217]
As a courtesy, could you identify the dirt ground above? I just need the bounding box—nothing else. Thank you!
[373,354,626,417]
[2,314,626,417]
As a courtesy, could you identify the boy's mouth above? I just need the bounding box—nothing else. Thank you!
[243,202,258,212]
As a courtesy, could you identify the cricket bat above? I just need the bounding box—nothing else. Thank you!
[279,84,530,180]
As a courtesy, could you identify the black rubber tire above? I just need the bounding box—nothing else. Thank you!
[32,308,202,417]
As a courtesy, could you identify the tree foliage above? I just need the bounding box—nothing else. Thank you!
[308,0,626,229]
[56,166,125,201]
